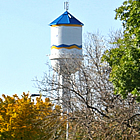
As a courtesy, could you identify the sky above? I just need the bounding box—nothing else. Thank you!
[0,0,124,97]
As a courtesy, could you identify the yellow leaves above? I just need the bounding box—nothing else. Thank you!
[0,98,2,102]
[0,92,63,140]
[45,97,50,102]
[0,110,5,113]
[55,105,61,111]
[2,94,5,98]
[23,92,26,96]
[8,104,13,107]
[12,113,17,118]
[0,128,6,133]
[22,125,27,128]
[13,94,18,98]
[0,115,3,121]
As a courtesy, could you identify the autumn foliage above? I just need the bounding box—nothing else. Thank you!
[0,92,65,140]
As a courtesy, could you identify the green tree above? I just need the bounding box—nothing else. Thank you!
[102,0,140,101]
[115,0,140,46]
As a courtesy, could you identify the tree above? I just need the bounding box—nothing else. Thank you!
[36,32,140,139]
[102,0,140,101]
[0,92,66,140]
[115,0,140,46]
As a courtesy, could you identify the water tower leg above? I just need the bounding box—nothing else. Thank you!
[59,74,71,140]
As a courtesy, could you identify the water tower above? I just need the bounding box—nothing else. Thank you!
[49,1,84,112]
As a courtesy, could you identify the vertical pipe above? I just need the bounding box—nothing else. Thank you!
[66,108,69,140]
[60,74,70,140]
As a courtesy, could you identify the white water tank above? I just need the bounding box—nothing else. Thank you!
[49,11,84,74]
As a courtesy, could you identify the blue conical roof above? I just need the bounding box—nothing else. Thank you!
[49,11,84,26]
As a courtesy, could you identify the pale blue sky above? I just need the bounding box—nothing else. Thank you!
[0,0,124,97]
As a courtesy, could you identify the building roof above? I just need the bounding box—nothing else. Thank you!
[49,11,84,26]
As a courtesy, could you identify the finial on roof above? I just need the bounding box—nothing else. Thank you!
[64,1,69,11]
